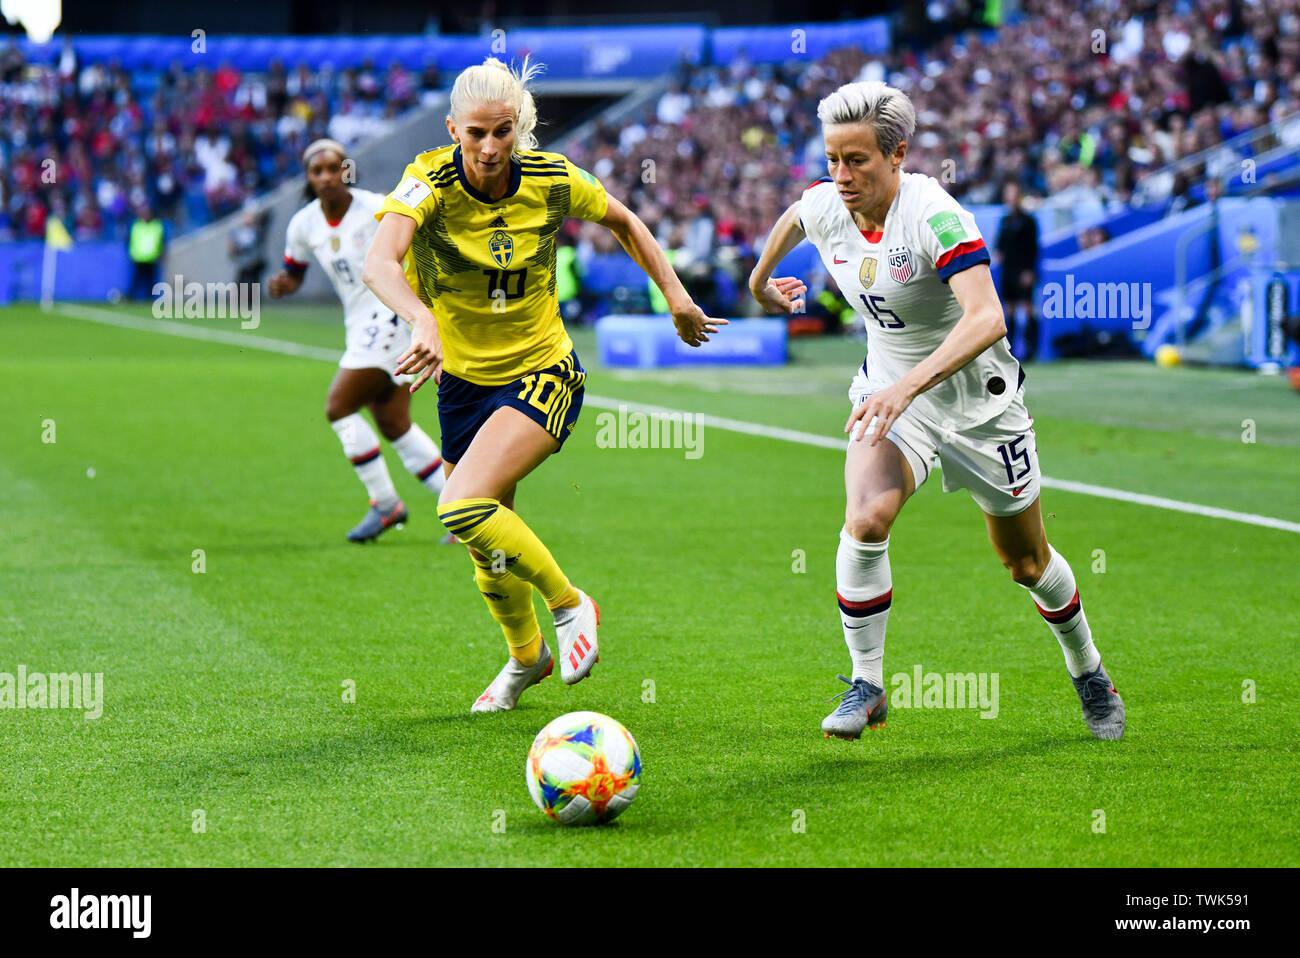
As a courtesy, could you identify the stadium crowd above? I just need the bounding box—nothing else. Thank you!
[566,0,1300,317]
[4,0,1298,321]
[0,40,439,243]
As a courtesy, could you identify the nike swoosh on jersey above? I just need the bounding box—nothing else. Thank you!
[833,256,847,264]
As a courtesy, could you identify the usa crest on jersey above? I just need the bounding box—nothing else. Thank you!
[888,246,915,284]
[489,229,514,268]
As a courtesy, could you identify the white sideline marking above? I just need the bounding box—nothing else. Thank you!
[585,397,1300,534]
[584,395,848,451]
[1034,478,1300,534]
[50,303,1300,535]
[49,302,340,362]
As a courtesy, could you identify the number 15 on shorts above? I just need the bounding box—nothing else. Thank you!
[997,434,1032,486]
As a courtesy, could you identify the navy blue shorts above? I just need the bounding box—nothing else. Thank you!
[437,350,586,464]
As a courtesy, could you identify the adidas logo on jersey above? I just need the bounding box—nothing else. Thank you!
[489,216,508,228]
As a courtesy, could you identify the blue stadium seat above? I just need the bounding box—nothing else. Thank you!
[127,38,171,72]
[322,37,360,69]
[293,38,331,69]
[75,37,128,65]
[237,38,280,73]
[355,36,392,67]
[391,37,433,71]
[15,37,58,65]
[711,19,888,63]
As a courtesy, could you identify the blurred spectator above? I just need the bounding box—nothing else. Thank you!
[1167,171,1189,214]
[0,43,430,244]
[418,62,442,107]
[127,204,164,300]
[385,61,416,112]
[555,232,582,324]
[568,0,1300,319]
[1077,226,1111,251]
[996,182,1040,360]
[227,207,269,287]
[7,2,1298,323]
[807,273,856,334]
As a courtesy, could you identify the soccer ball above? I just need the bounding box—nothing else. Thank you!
[526,711,641,826]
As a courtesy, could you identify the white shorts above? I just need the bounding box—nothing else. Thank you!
[339,314,413,384]
[848,371,1041,517]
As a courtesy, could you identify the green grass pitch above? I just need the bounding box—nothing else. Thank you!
[1,301,1297,867]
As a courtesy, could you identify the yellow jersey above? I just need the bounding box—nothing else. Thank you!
[376,144,609,385]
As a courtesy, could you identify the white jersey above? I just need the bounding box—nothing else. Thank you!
[284,188,393,328]
[801,171,1020,429]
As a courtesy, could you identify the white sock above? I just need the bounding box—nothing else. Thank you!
[390,424,446,495]
[331,414,399,512]
[1022,546,1100,678]
[836,528,892,688]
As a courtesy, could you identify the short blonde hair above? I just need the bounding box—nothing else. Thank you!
[447,56,545,157]
[817,80,916,159]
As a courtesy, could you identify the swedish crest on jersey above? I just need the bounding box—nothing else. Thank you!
[859,256,878,290]
[488,229,513,268]
[888,246,915,284]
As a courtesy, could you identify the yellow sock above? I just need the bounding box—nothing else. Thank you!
[441,498,579,610]
[550,582,580,611]
[470,551,542,664]
[510,632,544,667]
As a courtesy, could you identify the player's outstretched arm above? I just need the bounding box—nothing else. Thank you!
[597,196,726,347]
[363,211,443,392]
[846,263,1007,444]
[748,200,808,314]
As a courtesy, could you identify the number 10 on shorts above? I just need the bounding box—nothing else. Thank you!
[518,373,563,417]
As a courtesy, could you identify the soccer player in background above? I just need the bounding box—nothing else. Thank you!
[749,81,1125,741]
[268,140,450,543]
[363,58,722,711]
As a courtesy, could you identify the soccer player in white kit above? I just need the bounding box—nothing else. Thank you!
[268,139,449,542]
[750,81,1125,741]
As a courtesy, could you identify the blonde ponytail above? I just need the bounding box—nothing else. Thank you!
[448,55,546,155]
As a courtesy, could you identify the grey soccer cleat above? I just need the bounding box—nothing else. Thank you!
[471,641,554,712]
[346,500,408,542]
[822,674,888,740]
[1071,663,1125,740]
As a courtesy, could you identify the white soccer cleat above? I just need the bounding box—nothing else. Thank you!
[471,641,554,712]
[821,674,888,740]
[554,590,600,685]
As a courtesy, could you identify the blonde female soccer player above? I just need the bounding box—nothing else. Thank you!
[268,139,449,543]
[749,81,1124,741]
[363,58,722,712]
